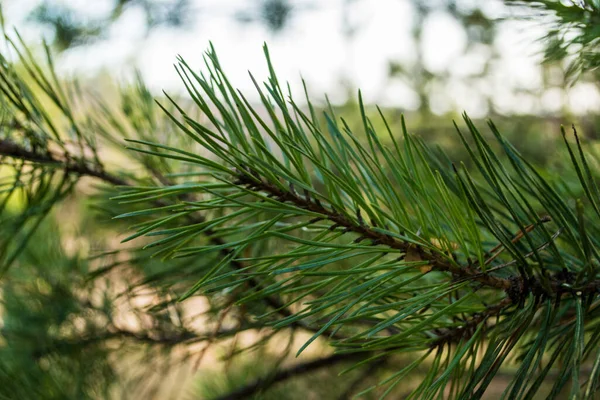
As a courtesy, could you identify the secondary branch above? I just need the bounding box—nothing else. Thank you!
[0,138,313,334]
[211,352,369,400]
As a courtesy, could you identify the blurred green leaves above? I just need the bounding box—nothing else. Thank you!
[27,0,299,51]
[510,0,600,81]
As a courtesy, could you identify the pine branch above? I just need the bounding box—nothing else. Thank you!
[5,26,599,397]
[235,169,513,291]
[235,168,600,309]
[114,49,600,399]
[230,142,596,307]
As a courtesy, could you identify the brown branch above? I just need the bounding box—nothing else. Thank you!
[236,171,511,291]
[211,352,370,400]
[0,138,127,186]
[236,170,600,302]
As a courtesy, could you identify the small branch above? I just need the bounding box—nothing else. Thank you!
[26,324,261,359]
[211,352,368,400]
[0,138,128,186]
[236,171,511,291]
[236,170,600,302]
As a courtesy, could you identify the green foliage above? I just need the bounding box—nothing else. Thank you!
[0,28,252,398]
[2,3,600,399]
[511,0,600,81]
[0,219,114,400]
[110,43,600,398]
[28,3,104,50]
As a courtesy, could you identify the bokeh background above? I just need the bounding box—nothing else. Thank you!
[6,0,600,114]
[6,0,600,160]
[1,1,599,399]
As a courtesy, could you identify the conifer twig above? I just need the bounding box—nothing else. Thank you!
[0,138,127,186]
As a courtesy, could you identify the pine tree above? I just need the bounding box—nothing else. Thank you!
[2,2,600,399]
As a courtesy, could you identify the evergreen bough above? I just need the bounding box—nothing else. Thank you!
[2,2,600,398]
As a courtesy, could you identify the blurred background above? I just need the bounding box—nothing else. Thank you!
[5,0,600,114]
[5,0,600,160]
[1,1,599,399]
